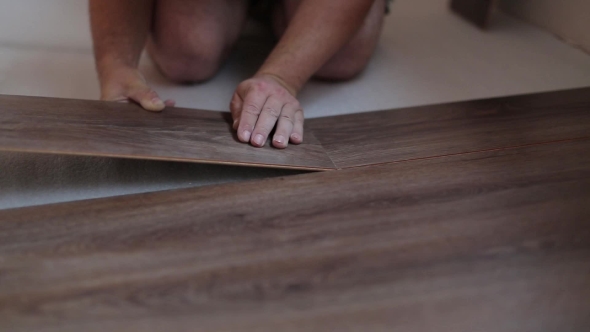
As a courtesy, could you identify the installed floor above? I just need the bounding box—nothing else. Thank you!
[1,0,590,209]
[1,139,589,332]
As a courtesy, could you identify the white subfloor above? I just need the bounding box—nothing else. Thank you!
[1,0,589,209]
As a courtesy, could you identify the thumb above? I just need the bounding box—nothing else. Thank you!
[102,80,168,112]
[126,85,166,112]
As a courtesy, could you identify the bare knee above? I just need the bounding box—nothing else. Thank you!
[154,51,223,84]
[149,0,247,83]
[149,39,226,84]
[314,51,373,81]
[314,0,386,81]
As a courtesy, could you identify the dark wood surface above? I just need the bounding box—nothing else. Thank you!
[307,87,590,169]
[450,0,496,28]
[0,95,335,171]
[2,88,590,172]
[1,139,589,332]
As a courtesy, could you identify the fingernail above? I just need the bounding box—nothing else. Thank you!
[253,134,264,146]
[273,135,285,144]
[242,130,251,141]
[291,133,300,141]
[233,119,238,129]
[151,98,164,108]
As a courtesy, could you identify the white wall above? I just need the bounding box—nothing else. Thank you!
[500,0,590,54]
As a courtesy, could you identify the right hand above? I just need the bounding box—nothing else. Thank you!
[99,66,175,112]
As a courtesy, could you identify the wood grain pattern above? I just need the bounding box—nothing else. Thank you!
[450,0,496,28]
[0,95,335,171]
[2,88,590,172]
[1,139,589,332]
[307,87,590,169]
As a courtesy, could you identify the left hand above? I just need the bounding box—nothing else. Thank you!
[230,74,304,149]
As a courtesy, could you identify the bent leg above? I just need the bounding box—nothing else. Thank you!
[148,0,249,83]
[274,0,386,81]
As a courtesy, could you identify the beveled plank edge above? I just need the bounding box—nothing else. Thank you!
[0,147,336,172]
[306,86,590,123]
[337,136,590,170]
[2,136,588,215]
[305,86,590,124]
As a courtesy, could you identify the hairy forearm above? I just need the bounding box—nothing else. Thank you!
[257,0,374,94]
[89,0,154,75]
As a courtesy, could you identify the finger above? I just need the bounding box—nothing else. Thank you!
[290,108,304,144]
[237,88,268,143]
[164,99,176,107]
[101,90,129,103]
[127,86,166,112]
[230,92,243,130]
[251,97,283,147]
[272,103,297,149]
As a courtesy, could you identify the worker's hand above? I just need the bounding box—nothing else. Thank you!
[99,66,175,111]
[230,74,304,149]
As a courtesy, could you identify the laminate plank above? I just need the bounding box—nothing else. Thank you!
[1,139,589,331]
[450,0,496,28]
[0,95,335,171]
[307,87,590,169]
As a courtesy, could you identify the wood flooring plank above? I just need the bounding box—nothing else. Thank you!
[0,95,335,171]
[1,139,589,331]
[450,0,496,28]
[307,87,590,169]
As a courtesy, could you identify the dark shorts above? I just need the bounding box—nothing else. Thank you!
[250,0,393,21]
[385,0,394,14]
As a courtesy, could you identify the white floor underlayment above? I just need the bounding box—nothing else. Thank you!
[1,0,590,209]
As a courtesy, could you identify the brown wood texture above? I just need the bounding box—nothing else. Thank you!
[2,88,590,172]
[450,0,496,28]
[0,95,335,171]
[307,87,590,169]
[1,139,589,331]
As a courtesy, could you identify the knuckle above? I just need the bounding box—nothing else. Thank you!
[256,126,273,134]
[239,122,254,131]
[244,104,261,115]
[279,114,295,124]
[275,88,287,97]
[286,102,303,116]
[146,90,158,99]
[254,81,268,91]
[263,106,281,117]
[230,99,241,109]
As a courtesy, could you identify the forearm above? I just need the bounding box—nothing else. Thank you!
[89,0,154,75]
[257,0,374,94]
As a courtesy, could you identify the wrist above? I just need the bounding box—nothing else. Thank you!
[255,71,302,97]
[96,56,138,77]
[97,64,142,86]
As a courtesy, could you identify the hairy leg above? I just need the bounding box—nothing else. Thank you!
[273,0,386,80]
[148,0,249,83]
